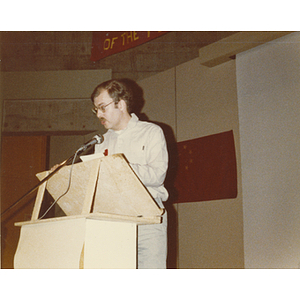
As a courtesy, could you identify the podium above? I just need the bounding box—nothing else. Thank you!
[14,154,164,269]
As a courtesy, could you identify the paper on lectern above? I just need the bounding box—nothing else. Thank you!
[80,152,104,162]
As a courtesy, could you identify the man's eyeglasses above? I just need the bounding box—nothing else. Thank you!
[92,101,114,114]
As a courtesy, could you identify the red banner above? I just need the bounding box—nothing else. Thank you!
[90,31,168,61]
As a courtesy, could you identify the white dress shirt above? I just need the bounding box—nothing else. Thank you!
[94,113,169,203]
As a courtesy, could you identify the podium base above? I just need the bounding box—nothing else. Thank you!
[14,217,137,269]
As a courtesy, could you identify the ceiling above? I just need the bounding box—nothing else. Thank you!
[0,31,293,81]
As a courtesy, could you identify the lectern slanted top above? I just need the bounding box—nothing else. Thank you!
[22,153,163,224]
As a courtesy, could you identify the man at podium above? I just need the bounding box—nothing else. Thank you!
[91,79,169,269]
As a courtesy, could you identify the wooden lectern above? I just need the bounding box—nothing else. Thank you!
[14,154,164,269]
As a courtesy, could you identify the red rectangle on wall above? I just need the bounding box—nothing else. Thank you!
[174,130,238,203]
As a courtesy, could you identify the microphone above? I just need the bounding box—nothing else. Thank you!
[77,134,104,152]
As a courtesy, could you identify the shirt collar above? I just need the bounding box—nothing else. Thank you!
[108,113,139,135]
[127,113,139,129]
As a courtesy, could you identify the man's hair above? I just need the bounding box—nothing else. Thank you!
[91,79,134,114]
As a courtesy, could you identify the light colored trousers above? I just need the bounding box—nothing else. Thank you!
[137,209,167,269]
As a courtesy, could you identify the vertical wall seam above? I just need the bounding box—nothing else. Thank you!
[174,65,179,269]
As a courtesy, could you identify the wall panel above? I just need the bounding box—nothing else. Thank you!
[176,58,244,268]
[237,32,300,268]
[138,68,176,130]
